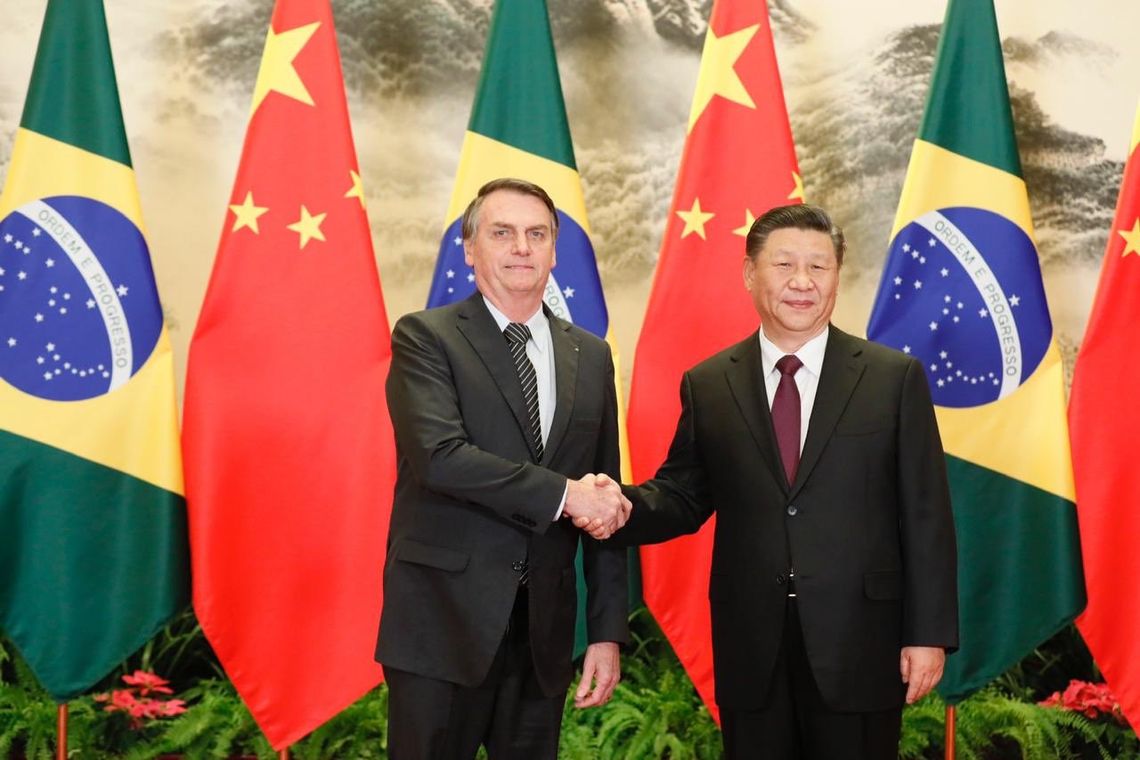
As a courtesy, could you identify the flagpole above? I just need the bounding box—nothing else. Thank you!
[56,703,68,760]
[945,705,956,760]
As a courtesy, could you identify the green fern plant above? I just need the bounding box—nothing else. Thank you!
[291,685,389,759]
[0,643,114,760]
[119,678,274,760]
[0,640,62,760]
[0,680,58,760]
[900,687,1138,760]
[558,608,721,759]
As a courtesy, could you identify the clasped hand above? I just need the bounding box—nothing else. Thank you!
[563,473,631,540]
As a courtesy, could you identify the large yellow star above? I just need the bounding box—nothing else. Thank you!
[229,191,269,234]
[286,205,327,249]
[250,22,321,115]
[732,209,756,237]
[1119,218,1140,257]
[677,198,715,240]
[788,171,805,202]
[687,23,759,132]
[344,170,365,207]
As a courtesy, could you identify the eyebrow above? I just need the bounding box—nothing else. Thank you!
[488,222,550,232]
[769,249,833,259]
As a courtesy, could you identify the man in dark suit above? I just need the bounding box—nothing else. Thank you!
[376,178,631,760]
[590,204,957,759]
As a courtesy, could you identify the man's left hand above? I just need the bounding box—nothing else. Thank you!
[569,474,632,539]
[900,646,945,704]
[574,642,620,708]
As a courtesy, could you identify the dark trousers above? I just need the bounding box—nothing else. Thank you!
[385,588,564,760]
[720,599,902,760]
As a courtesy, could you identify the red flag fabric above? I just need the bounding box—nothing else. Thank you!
[1070,104,1140,733]
[626,0,801,722]
[182,0,393,748]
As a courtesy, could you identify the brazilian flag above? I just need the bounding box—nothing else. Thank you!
[427,0,631,653]
[867,0,1084,702]
[0,0,188,700]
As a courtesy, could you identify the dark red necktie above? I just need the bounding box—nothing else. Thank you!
[772,354,803,485]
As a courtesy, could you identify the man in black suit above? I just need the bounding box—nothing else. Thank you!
[588,204,957,759]
[376,178,631,760]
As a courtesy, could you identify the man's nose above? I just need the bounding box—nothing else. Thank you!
[789,268,812,288]
[512,231,531,253]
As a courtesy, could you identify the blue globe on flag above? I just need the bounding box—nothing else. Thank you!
[0,195,164,402]
[867,207,1051,408]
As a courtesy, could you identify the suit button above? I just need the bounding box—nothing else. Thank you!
[511,560,526,572]
[776,573,786,585]
[786,505,798,516]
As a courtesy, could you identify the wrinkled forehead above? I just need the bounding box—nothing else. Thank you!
[473,190,555,233]
[760,228,839,261]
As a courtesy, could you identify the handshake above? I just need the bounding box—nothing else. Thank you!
[563,473,632,540]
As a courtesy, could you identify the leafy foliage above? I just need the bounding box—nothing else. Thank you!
[558,608,720,759]
[0,640,103,759]
[901,687,1140,760]
[118,679,275,760]
[2,616,1139,758]
[289,685,389,760]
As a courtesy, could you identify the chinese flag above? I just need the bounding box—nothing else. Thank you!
[182,0,393,748]
[626,0,801,722]
[1070,103,1140,733]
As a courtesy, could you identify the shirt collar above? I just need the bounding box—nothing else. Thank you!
[758,325,829,379]
[482,296,550,353]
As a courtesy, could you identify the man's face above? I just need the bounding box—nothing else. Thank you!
[464,190,556,308]
[743,227,839,351]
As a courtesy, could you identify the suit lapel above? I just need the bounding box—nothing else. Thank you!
[544,315,580,464]
[791,327,866,498]
[455,294,541,461]
[724,335,788,492]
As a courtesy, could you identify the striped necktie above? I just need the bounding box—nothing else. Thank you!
[504,322,543,463]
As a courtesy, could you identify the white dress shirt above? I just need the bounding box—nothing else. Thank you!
[483,297,556,445]
[483,297,566,519]
[758,326,830,454]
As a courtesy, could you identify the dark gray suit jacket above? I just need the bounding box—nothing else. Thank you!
[375,292,628,696]
[619,326,957,712]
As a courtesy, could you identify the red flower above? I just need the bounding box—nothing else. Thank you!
[121,670,174,695]
[1039,680,1126,723]
[154,699,187,717]
[106,689,139,712]
[93,671,185,730]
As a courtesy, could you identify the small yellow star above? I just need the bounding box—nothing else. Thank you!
[688,23,759,132]
[1119,218,1140,257]
[732,209,757,238]
[250,21,320,115]
[229,191,269,234]
[286,205,327,249]
[677,198,715,240]
[787,171,805,202]
[344,170,365,207]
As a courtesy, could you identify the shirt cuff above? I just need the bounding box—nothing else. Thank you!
[553,481,568,521]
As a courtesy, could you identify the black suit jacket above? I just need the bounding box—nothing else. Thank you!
[619,326,957,712]
[375,293,628,696]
